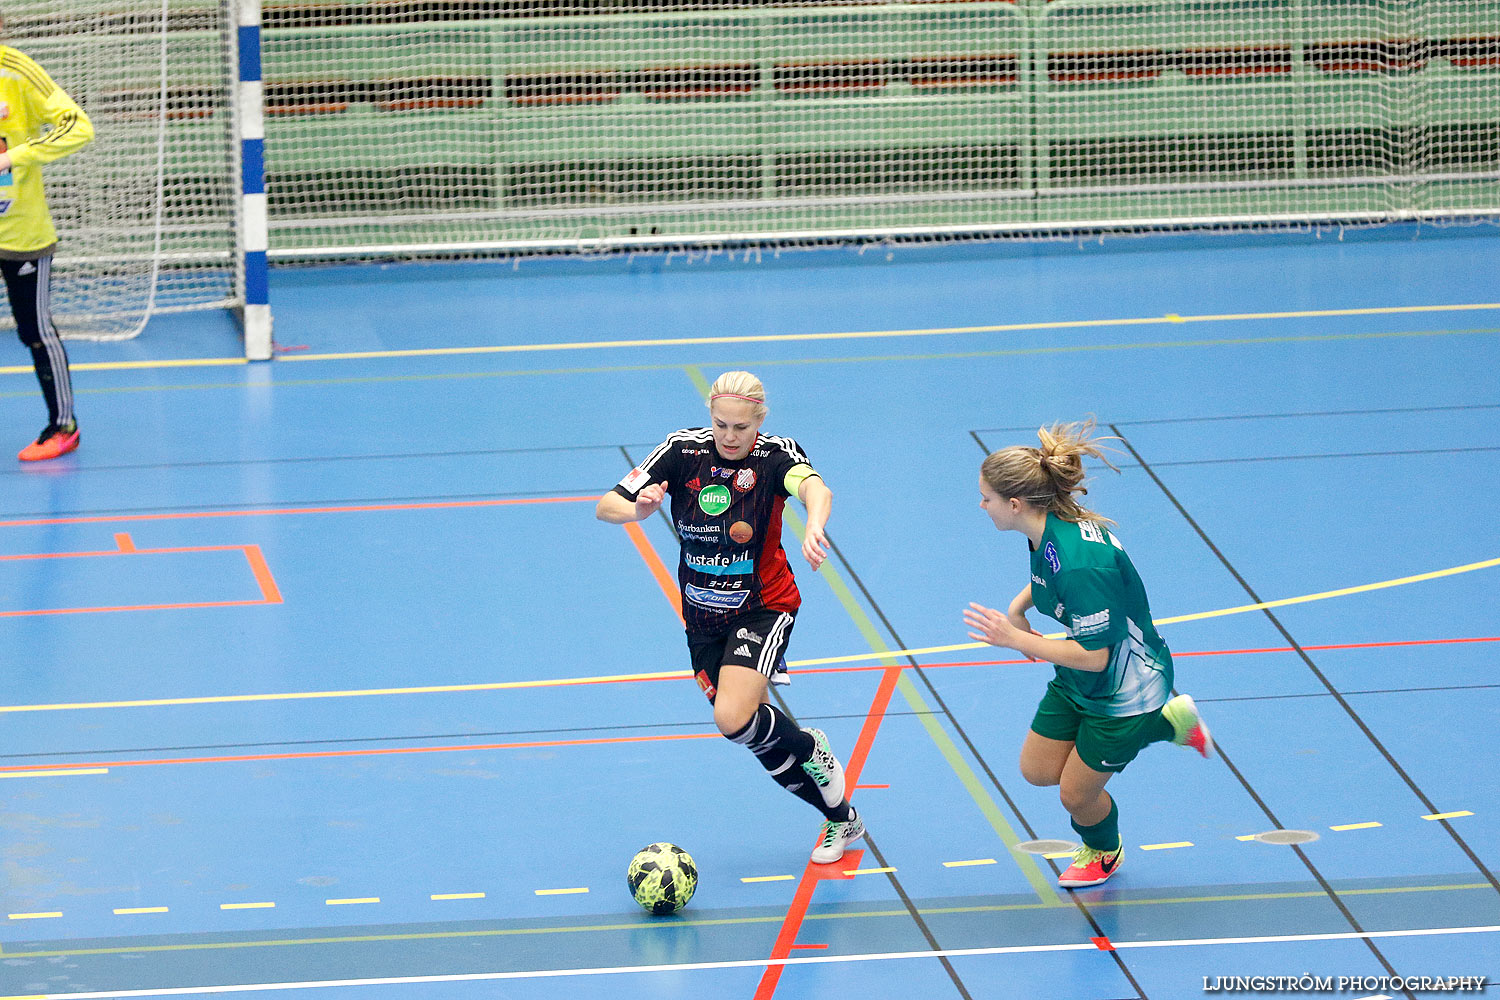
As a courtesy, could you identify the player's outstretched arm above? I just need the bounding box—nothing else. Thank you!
[962,602,1109,671]
[596,482,665,523]
[797,474,832,569]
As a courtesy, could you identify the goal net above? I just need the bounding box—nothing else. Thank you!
[2,0,238,341]
[261,0,1500,260]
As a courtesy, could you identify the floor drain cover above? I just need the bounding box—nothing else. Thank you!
[1255,829,1320,845]
[1015,839,1078,854]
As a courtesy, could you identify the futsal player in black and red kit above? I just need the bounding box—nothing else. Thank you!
[596,370,864,863]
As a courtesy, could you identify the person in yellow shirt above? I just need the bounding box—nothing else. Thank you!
[0,11,94,461]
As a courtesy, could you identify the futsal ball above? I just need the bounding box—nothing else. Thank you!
[627,843,698,915]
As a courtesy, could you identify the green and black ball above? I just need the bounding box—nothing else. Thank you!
[627,843,698,915]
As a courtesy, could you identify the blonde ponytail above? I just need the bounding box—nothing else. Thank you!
[981,418,1120,524]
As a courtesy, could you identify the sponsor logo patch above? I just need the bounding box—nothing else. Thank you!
[684,550,754,576]
[1031,573,1046,586]
[710,466,734,479]
[1043,541,1061,574]
[678,522,721,539]
[734,468,756,492]
[620,467,650,492]
[732,644,752,658]
[729,520,754,544]
[685,584,750,610]
[1055,603,1066,618]
[698,484,732,515]
[1071,609,1110,636]
[736,627,764,643]
[686,476,702,493]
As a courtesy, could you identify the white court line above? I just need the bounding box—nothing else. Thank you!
[8,924,1496,998]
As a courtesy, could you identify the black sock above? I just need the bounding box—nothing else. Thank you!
[726,704,850,822]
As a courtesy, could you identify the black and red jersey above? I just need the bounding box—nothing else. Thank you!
[614,428,814,633]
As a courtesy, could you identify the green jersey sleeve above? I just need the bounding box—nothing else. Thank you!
[1053,567,1127,650]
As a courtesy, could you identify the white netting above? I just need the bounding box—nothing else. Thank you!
[260,0,1499,260]
[2,0,237,340]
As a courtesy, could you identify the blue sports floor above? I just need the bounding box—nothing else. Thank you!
[1,227,1497,999]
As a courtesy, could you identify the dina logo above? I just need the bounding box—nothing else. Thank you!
[698,484,731,515]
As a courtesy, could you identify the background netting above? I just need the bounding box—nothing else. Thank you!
[10,0,1500,330]
[4,0,236,340]
[262,0,1500,259]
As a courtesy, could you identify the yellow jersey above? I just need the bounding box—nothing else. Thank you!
[0,46,94,259]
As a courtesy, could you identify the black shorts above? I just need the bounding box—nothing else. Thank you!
[686,609,795,703]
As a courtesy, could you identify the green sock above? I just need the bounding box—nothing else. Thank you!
[1071,796,1120,852]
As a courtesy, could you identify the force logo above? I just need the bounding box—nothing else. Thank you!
[698,484,732,515]
[733,468,756,491]
[729,520,754,544]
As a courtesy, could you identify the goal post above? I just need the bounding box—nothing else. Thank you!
[2,0,270,358]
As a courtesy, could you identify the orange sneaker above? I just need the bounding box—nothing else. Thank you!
[18,424,79,462]
[1058,840,1123,888]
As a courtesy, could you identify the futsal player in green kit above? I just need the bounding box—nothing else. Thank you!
[962,420,1211,888]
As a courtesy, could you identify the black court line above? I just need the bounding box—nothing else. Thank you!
[617,444,975,1000]
[821,529,1148,1000]
[975,428,1416,996]
[0,442,661,478]
[972,401,1500,435]
[1144,445,1500,467]
[0,711,938,763]
[1114,424,1500,899]
[1195,682,1500,705]
[1112,426,1498,997]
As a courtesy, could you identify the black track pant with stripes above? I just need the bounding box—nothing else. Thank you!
[3,254,74,429]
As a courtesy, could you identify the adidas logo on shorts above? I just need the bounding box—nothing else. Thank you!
[732,644,752,658]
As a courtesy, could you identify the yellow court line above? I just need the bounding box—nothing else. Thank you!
[431,893,486,901]
[113,907,167,915]
[1042,852,1073,860]
[742,875,796,883]
[535,887,589,896]
[844,867,898,876]
[1,555,1494,716]
[221,902,275,910]
[1140,842,1194,851]
[1424,811,1474,821]
[0,768,108,778]
[4,302,1496,375]
[791,555,1500,665]
[8,912,61,920]
[1332,822,1384,831]
[1235,835,1260,841]
[943,859,998,868]
[325,898,379,906]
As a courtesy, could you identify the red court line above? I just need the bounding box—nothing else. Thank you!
[0,495,595,528]
[754,664,903,1000]
[0,732,722,774]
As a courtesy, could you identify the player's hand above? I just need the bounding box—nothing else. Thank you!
[963,602,1038,659]
[634,483,666,517]
[1007,611,1041,661]
[802,522,830,570]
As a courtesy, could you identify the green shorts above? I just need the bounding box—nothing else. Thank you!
[1029,679,1170,773]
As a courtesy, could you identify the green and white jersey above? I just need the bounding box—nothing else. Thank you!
[1028,512,1173,717]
